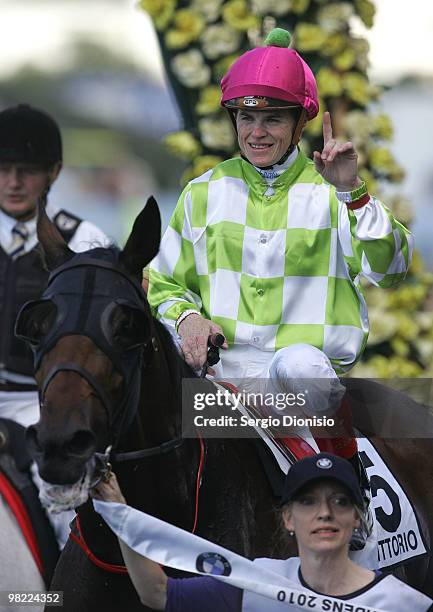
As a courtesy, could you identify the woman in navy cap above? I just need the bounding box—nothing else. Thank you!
[92,454,433,611]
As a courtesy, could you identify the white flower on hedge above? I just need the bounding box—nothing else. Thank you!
[250,0,292,16]
[171,50,211,88]
[343,110,372,140]
[199,117,235,151]
[192,0,224,22]
[201,24,241,60]
[352,37,370,71]
[317,2,354,33]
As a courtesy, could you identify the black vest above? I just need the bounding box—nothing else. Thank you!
[0,210,82,378]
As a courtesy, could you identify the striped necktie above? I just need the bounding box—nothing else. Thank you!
[8,222,29,259]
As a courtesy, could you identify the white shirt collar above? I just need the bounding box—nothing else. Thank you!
[0,201,59,255]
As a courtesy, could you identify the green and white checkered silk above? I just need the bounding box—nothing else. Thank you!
[148,151,413,373]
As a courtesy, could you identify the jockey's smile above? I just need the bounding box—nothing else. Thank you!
[236,109,296,168]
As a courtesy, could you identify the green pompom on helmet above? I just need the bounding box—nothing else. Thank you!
[264,28,292,49]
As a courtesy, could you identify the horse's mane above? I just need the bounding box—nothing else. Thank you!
[151,316,197,383]
[91,246,194,382]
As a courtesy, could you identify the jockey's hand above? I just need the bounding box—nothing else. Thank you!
[313,111,362,191]
[90,472,126,505]
[178,313,228,373]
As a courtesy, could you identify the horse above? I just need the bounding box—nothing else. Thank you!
[16,197,433,610]
[0,418,58,612]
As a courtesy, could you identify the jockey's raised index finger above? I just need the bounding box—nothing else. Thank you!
[323,111,333,144]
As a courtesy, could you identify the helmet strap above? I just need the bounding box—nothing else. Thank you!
[227,109,238,132]
[291,108,307,147]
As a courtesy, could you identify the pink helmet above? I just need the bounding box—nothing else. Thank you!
[221,28,319,120]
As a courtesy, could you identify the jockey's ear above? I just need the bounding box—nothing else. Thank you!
[36,199,74,270]
[120,196,161,279]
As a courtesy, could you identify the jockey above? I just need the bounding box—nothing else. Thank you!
[0,104,108,552]
[148,30,413,545]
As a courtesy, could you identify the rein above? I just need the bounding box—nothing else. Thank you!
[73,432,207,574]
[110,437,184,462]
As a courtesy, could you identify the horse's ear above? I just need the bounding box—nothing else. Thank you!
[120,196,161,278]
[37,200,74,270]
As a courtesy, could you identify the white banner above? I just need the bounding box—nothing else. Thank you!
[93,499,387,612]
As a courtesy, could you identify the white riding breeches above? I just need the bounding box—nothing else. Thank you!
[212,343,345,418]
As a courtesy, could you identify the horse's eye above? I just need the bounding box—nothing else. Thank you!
[109,305,149,350]
[15,300,57,345]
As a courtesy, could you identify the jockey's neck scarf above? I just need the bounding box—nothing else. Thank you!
[93,500,386,612]
[254,148,298,184]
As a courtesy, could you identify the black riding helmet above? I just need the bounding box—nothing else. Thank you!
[0,104,62,165]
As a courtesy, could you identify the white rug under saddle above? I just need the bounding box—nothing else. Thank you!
[352,437,427,570]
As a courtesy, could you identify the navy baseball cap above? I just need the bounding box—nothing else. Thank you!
[281,453,364,507]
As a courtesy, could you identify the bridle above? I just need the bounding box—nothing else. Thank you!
[17,250,206,545]
[16,251,185,464]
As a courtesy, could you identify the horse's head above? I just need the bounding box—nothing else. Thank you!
[15,197,161,509]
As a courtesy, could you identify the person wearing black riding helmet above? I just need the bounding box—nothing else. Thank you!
[0,104,108,420]
[0,104,108,557]
[0,104,62,220]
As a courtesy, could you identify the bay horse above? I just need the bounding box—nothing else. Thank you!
[16,198,433,611]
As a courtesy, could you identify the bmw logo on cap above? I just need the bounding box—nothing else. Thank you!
[316,457,333,469]
[196,552,232,576]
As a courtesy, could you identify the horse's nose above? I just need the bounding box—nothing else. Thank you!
[62,429,97,458]
[28,424,97,459]
[26,424,98,484]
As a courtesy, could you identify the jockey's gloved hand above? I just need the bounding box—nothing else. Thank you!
[178,314,227,373]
